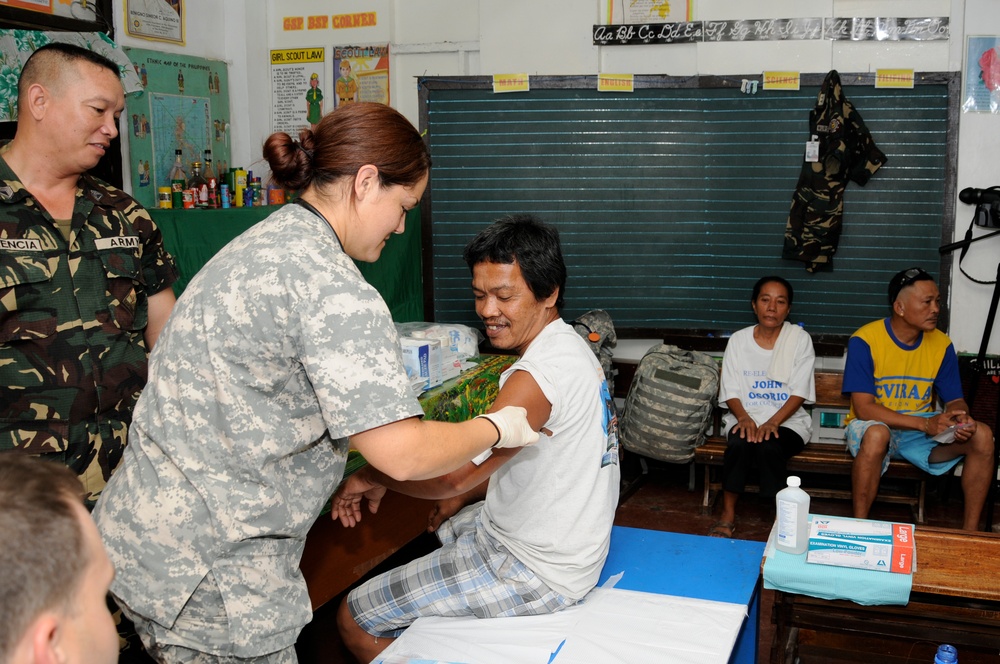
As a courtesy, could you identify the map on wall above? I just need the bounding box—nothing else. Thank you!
[123,46,230,209]
[149,94,212,186]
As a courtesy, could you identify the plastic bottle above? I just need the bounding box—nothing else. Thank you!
[233,168,247,207]
[168,149,187,209]
[934,644,958,663]
[775,475,810,554]
[250,177,263,206]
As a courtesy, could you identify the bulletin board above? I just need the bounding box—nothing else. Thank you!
[418,73,960,345]
[122,46,231,210]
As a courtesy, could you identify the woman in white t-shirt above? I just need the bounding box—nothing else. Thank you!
[710,276,815,538]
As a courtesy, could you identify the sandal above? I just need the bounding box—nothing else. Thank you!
[708,520,736,538]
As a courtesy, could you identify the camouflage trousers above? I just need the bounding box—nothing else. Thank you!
[115,574,298,664]
[781,187,846,273]
[3,420,128,509]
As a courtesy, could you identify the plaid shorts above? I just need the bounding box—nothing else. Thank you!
[347,502,576,638]
[845,416,963,477]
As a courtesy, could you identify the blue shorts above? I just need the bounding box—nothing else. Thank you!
[346,502,575,638]
[845,415,963,477]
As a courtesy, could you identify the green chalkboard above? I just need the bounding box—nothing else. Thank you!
[418,73,959,346]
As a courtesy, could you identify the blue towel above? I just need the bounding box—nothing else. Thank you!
[762,520,913,606]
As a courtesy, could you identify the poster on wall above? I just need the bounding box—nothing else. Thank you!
[963,35,1000,113]
[269,47,325,135]
[122,46,230,210]
[0,0,53,14]
[333,44,390,108]
[608,0,692,23]
[124,0,184,45]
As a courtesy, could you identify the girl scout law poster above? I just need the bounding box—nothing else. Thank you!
[270,46,326,135]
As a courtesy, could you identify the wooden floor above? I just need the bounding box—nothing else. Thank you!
[296,453,1000,663]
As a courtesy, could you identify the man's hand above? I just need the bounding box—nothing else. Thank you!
[330,472,387,528]
[945,410,977,442]
[427,495,468,533]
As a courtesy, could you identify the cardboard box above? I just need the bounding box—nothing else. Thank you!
[807,516,914,574]
[400,337,443,391]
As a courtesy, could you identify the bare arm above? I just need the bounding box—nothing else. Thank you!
[349,414,515,483]
[144,287,176,350]
[850,392,972,437]
[726,398,758,440]
[335,369,551,524]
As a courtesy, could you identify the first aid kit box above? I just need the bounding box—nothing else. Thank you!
[807,516,914,574]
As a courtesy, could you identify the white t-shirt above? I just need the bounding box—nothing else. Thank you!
[481,319,621,600]
[719,324,816,443]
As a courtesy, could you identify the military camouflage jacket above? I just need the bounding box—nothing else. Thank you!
[781,70,887,273]
[0,153,178,500]
[94,203,423,656]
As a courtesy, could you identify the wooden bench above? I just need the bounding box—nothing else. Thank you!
[694,369,929,523]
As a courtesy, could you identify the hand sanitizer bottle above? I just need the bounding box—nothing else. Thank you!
[775,475,810,554]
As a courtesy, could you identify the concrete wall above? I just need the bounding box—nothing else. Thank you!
[112,0,1000,353]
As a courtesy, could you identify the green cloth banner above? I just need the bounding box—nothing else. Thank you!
[150,204,423,322]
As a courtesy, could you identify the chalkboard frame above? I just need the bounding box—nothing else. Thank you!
[417,72,960,354]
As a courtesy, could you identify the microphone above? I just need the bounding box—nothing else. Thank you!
[959,187,1000,206]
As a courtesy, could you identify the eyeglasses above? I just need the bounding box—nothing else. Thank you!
[898,267,930,288]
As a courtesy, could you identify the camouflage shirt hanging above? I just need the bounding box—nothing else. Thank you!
[782,70,887,272]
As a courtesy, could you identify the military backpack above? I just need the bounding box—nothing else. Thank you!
[618,344,719,464]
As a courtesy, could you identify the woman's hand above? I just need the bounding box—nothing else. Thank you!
[755,421,780,442]
[732,416,758,442]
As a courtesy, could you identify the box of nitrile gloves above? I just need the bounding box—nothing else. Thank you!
[807,516,914,574]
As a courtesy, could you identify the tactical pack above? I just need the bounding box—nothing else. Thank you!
[570,309,618,395]
[618,344,720,464]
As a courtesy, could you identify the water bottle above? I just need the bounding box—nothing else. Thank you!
[775,475,810,554]
[934,644,957,663]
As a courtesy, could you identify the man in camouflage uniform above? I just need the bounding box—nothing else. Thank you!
[0,43,178,507]
[782,69,886,273]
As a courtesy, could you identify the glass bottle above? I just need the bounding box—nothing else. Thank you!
[207,178,219,209]
[203,149,216,183]
[187,161,210,208]
[168,149,187,209]
[203,150,218,208]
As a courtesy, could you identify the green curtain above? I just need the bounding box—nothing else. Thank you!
[151,205,423,321]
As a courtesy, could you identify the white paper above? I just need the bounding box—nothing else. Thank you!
[374,588,747,664]
[933,425,958,444]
